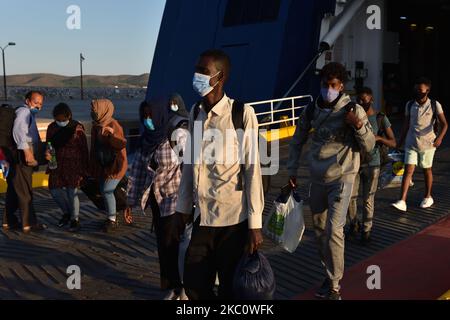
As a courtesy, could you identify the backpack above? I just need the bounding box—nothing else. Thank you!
[376,113,390,166]
[95,139,117,168]
[0,105,34,163]
[0,104,22,149]
[193,100,246,191]
[167,114,189,156]
[95,126,117,168]
[360,112,390,166]
[407,99,439,135]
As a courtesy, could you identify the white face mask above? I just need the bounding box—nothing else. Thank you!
[321,88,341,103]
[192,71,221,97]
[56,120,69,127]
[171,104,179,112]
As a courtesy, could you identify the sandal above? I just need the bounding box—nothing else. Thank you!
[23,223,48,234]
[3,221,22,231]
[123,207,133,225]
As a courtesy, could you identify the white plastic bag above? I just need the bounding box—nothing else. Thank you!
[263,192,305,253]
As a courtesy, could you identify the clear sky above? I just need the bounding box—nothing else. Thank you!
[0,0,166,76]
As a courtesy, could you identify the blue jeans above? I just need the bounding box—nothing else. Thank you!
[50,188,80,221]
[99,179,120,220]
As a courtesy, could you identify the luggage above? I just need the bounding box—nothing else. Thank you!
[233,251,276,300]
[81,176,129,212]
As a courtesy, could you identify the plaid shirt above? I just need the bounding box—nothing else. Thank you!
[127,128,187,217]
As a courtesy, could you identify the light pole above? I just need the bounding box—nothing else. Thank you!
[80,53,85,100]
[1,42,16,102]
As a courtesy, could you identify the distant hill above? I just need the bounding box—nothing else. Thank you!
[6,73,149,88]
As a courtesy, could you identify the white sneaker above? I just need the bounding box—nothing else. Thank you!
[420,197,434,209]
[392,200,407,212]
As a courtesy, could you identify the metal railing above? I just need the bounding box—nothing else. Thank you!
[248,95,313,128]
[36,95,314,144]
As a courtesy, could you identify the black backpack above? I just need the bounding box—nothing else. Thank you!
[95,138,117,168]
[193,100,246,191]
[0,105,35,164]
[167,114,189,156]
[0,104,19,149]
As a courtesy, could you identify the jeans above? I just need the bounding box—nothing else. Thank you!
[310,181,354,292]
[99,179,120,220]
[348,166,380,233]
[50,188,80,221]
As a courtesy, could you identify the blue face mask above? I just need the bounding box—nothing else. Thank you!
[30,108,40,115]
[321,88,341,103]
[171,104,179,112]
[56,120,70,128]
[193,71,221,97]
[144,118,155,131]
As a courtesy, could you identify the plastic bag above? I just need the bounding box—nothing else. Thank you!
[233,251,276,300]
[263,191,305,253]
[378,161,414,190]
[388,151,405,163]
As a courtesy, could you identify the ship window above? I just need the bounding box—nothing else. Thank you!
[223,0,281,27]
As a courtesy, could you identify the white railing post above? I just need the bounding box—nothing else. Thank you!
[249,95,313,128]
[291,98,296,127]
[270,101,274,124]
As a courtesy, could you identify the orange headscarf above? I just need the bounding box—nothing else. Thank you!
[91,99,115,127]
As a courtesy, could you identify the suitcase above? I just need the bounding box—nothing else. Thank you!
[81,176,132,223]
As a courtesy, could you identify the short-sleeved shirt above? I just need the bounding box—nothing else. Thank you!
[405,99,444,151]
[365,114,392,167]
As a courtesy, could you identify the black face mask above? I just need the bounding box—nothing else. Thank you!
[362,103,372,112]
[415,91,428,100]
[357,99,372,112]
[91,111,98,122]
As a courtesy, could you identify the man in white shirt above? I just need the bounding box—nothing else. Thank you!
[175,49,264,300]
[393,77,448,212]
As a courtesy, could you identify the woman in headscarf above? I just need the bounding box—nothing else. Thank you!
[127,97,189,300]
[45,103,89,232]
[89,99,128,233]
